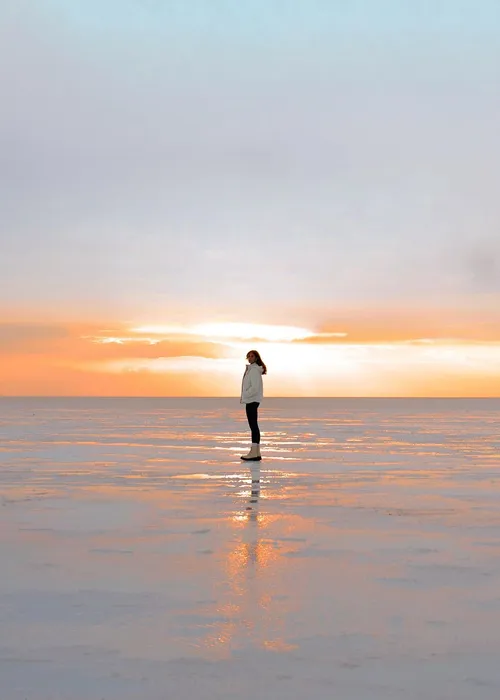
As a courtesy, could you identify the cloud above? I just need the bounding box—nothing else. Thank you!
[76,338,230,361]
[0,322,233,361]
[0,322,237,395]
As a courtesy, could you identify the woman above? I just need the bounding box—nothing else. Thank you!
[240,349,267,461]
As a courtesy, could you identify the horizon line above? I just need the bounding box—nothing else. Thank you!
[1,396,499,400]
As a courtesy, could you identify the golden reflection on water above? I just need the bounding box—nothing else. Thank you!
[200,468,299,657]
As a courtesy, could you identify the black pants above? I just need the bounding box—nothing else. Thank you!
[245,402,260,444]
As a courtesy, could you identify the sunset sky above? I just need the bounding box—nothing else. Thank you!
[1,0,499,396]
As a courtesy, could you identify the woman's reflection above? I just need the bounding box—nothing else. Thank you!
[246,463,261,516]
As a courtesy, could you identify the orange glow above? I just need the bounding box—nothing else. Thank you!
[0,310,499,396]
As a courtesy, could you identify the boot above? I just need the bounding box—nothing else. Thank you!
[240,444,262,461]
[240,445,252,460]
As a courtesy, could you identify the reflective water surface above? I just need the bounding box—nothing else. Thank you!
[1,398,499,700]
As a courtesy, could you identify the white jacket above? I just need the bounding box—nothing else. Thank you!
[240,363,264,404]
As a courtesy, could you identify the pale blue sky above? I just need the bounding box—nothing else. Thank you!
[1,0,499,323]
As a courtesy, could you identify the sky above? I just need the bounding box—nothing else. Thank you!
[1,0,499,396]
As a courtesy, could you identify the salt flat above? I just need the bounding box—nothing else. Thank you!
[1,397,500,700]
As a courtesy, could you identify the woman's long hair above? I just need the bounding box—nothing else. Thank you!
[247,349,267,375]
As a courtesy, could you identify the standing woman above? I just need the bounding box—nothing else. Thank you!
[240,350,267,461]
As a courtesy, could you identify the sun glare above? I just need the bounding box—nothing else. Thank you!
[193,323,314,342]
[130,322,315,342]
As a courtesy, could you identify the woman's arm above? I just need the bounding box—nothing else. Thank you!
[244,368,261,401]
